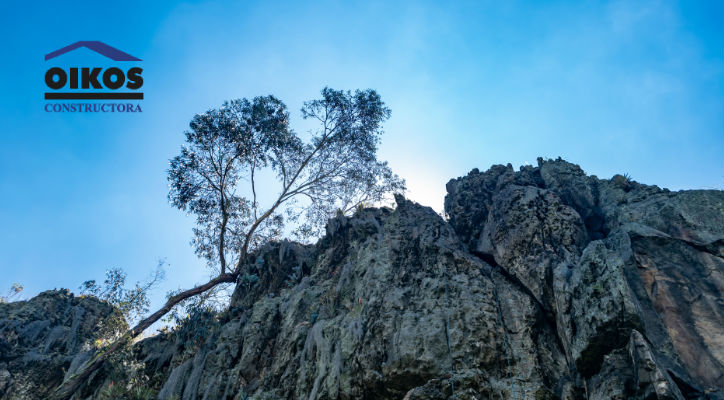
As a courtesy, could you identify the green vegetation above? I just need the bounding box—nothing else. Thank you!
[79,263,165,326]
[0,283,23,303]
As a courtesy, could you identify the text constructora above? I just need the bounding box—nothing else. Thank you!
[44,103,142,113]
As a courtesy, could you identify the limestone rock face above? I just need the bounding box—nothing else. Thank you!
[1,158,722,399]
[147,201,542,399]
[446,158,724,398]
[0,290,123,400]
[477,184,589,314]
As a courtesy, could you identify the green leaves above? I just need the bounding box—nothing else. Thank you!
[167,87,405,276]
[293,88,405,237]
[79,264,165,326]
[168,96,295,272]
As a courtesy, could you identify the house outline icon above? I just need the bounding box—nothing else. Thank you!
[45,41,142,62]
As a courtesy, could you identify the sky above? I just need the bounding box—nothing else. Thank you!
[1,1,722,316]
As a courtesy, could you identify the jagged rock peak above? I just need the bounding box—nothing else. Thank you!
[1,158,722,399]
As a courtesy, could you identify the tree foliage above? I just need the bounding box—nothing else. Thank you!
[0,283,24,303]
[168,87,405,275]
[79,264,165,326]
[167,95,295,273]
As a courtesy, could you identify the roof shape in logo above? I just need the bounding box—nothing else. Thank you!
[45,41,142,61]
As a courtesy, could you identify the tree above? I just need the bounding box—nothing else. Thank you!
[52,87,404,399]
[79,264,165,328]
[0,283,24,303]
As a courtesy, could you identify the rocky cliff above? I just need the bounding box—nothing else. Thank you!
[0,290,124,399]
[1,158,722,399]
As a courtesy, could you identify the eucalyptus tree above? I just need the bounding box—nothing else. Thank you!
[52,87,405,399]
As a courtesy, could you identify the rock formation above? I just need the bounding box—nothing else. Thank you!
[1,158,722,399]
[0,290,124,399]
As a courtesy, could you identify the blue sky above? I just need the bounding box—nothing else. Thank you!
[1,1,722,313]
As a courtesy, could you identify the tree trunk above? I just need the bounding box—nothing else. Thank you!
[50,273,237,400]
